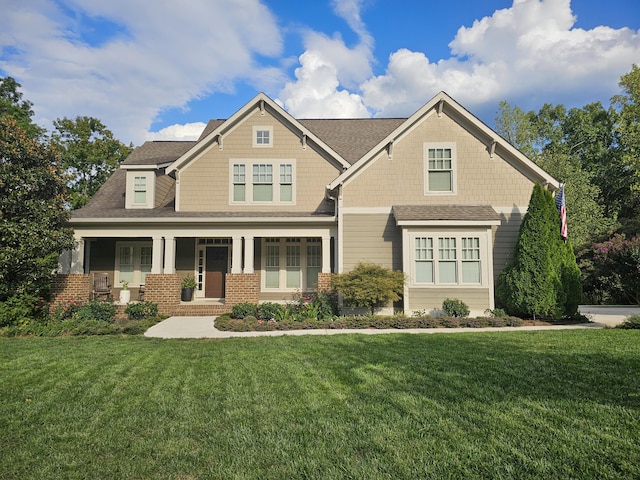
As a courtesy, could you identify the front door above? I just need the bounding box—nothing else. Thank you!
[205,246,228,298]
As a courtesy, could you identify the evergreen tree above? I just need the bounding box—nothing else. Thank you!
[497,183,582,319]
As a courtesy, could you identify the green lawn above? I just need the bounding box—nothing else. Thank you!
[1,330,639,479]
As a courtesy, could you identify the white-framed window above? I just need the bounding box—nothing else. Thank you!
[253,163,273,202]
[230,160,295,204]
[253,126,273,147]
[412,234,483,286]
[424,143,456,194]
[261,237,322,290]
[232,164,246,202]
[125,171,155,209]
[134,176,147,204]
[115,242,152,287]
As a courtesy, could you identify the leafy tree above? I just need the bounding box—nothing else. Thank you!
[494,100,536,158]
[583,234,640,305]
[495,100,616,247]
[0,76,45,139]
[0,117,74,301]
[331,262,404,315]
[497,183,582,319]
[51,116,133,209]
[611,64,640,219]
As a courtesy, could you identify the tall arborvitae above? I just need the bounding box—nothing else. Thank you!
[497,183,581,319]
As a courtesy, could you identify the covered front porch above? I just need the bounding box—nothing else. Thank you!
[55,223,336,316]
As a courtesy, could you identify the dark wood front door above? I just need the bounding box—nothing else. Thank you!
[205,246,228,298]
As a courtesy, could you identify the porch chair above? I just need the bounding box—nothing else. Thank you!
[92,272,111,301]
[138,284,145,301]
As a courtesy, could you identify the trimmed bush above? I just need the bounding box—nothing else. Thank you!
[231,302,259,319]
[442,298,470,318]
[124,301,159,320]
[258,302,285,320]
[72,300,116,323]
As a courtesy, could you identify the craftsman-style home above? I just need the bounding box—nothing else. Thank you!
[55,91,558,317]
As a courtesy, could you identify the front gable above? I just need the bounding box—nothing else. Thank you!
[331,91,558,209]
[166,94,349,214]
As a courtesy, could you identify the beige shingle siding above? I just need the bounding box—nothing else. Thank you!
[341,113,535,208]
[342,213,402,271]
[408,287,491,313]
[179,109,342,212]
[493,211,524,279]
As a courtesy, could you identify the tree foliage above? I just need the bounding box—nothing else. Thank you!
[0,77,45,140]
[497,183,582,319]
[51,116,132,209]
[331,262,405,315]
[0,117,74,301]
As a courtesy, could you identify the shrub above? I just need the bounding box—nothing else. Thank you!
[617,315,640,329]
[258,302,285,321]
[124,301,159,320]
[0,293,44,327]
[332,262,405,315]
[294,290,339,320]
[442,298,470,318]
[72,300,116,323]
[231,302,259,319]
[484,308,507,318]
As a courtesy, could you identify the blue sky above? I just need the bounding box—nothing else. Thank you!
[1,0,639,145]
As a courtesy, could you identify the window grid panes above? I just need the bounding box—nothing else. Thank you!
[253,164,273,201]
[233,164,245,202]
[133,176,147,204]
[263,238,324,290]
[256,130,270,145]
[427,148,453,192]
[415,237,434,283]
[461,237,481,283]
[438,237,457,283]
[280,164,293,202]
[265,245,280,288]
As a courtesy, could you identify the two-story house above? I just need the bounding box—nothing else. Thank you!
[55,91,558,317]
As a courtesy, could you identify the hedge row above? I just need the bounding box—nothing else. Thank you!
[214,314,524,332]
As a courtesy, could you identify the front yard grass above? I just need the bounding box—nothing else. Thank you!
[1,330,639,479]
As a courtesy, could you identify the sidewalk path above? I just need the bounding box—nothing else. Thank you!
[144,305,639,339]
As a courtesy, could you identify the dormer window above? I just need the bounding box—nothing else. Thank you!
[134,176,147,204]
[253,126,273,147]
[125,170,155,209]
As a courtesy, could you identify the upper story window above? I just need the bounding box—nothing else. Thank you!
[125,170,155,209]
[133,176,147,204]
[253,126,273,147]
[424,143,456,194]
[230,160,295,204]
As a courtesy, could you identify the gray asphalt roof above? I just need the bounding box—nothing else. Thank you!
[392,205,500,222]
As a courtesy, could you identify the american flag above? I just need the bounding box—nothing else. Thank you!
[555,184,568,240]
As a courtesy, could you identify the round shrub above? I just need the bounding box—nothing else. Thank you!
[258,302,285,320]
[442,298,470,318]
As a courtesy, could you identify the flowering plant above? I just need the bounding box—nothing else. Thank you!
[120,280,129,290]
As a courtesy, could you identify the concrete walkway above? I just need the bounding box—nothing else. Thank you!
[144,305,639,339]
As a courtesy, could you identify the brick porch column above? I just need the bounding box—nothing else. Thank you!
[317,272,333,291]
[145,274,180,316]
[50,274,91,305]
[225,273,260,306]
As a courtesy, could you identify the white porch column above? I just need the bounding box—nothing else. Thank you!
[164,236,176,274]
[322,235,331,273]
[152,236,163,274]
[232,235,242,273]
[244,236,254,273]
[70,238,85,274]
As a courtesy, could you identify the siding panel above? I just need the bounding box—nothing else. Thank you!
[342,213,402,271]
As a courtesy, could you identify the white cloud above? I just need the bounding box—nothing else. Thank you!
[361,0,640,117]
[277,0,372,118]
[0,0,285,144]
[145,122,206,141]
